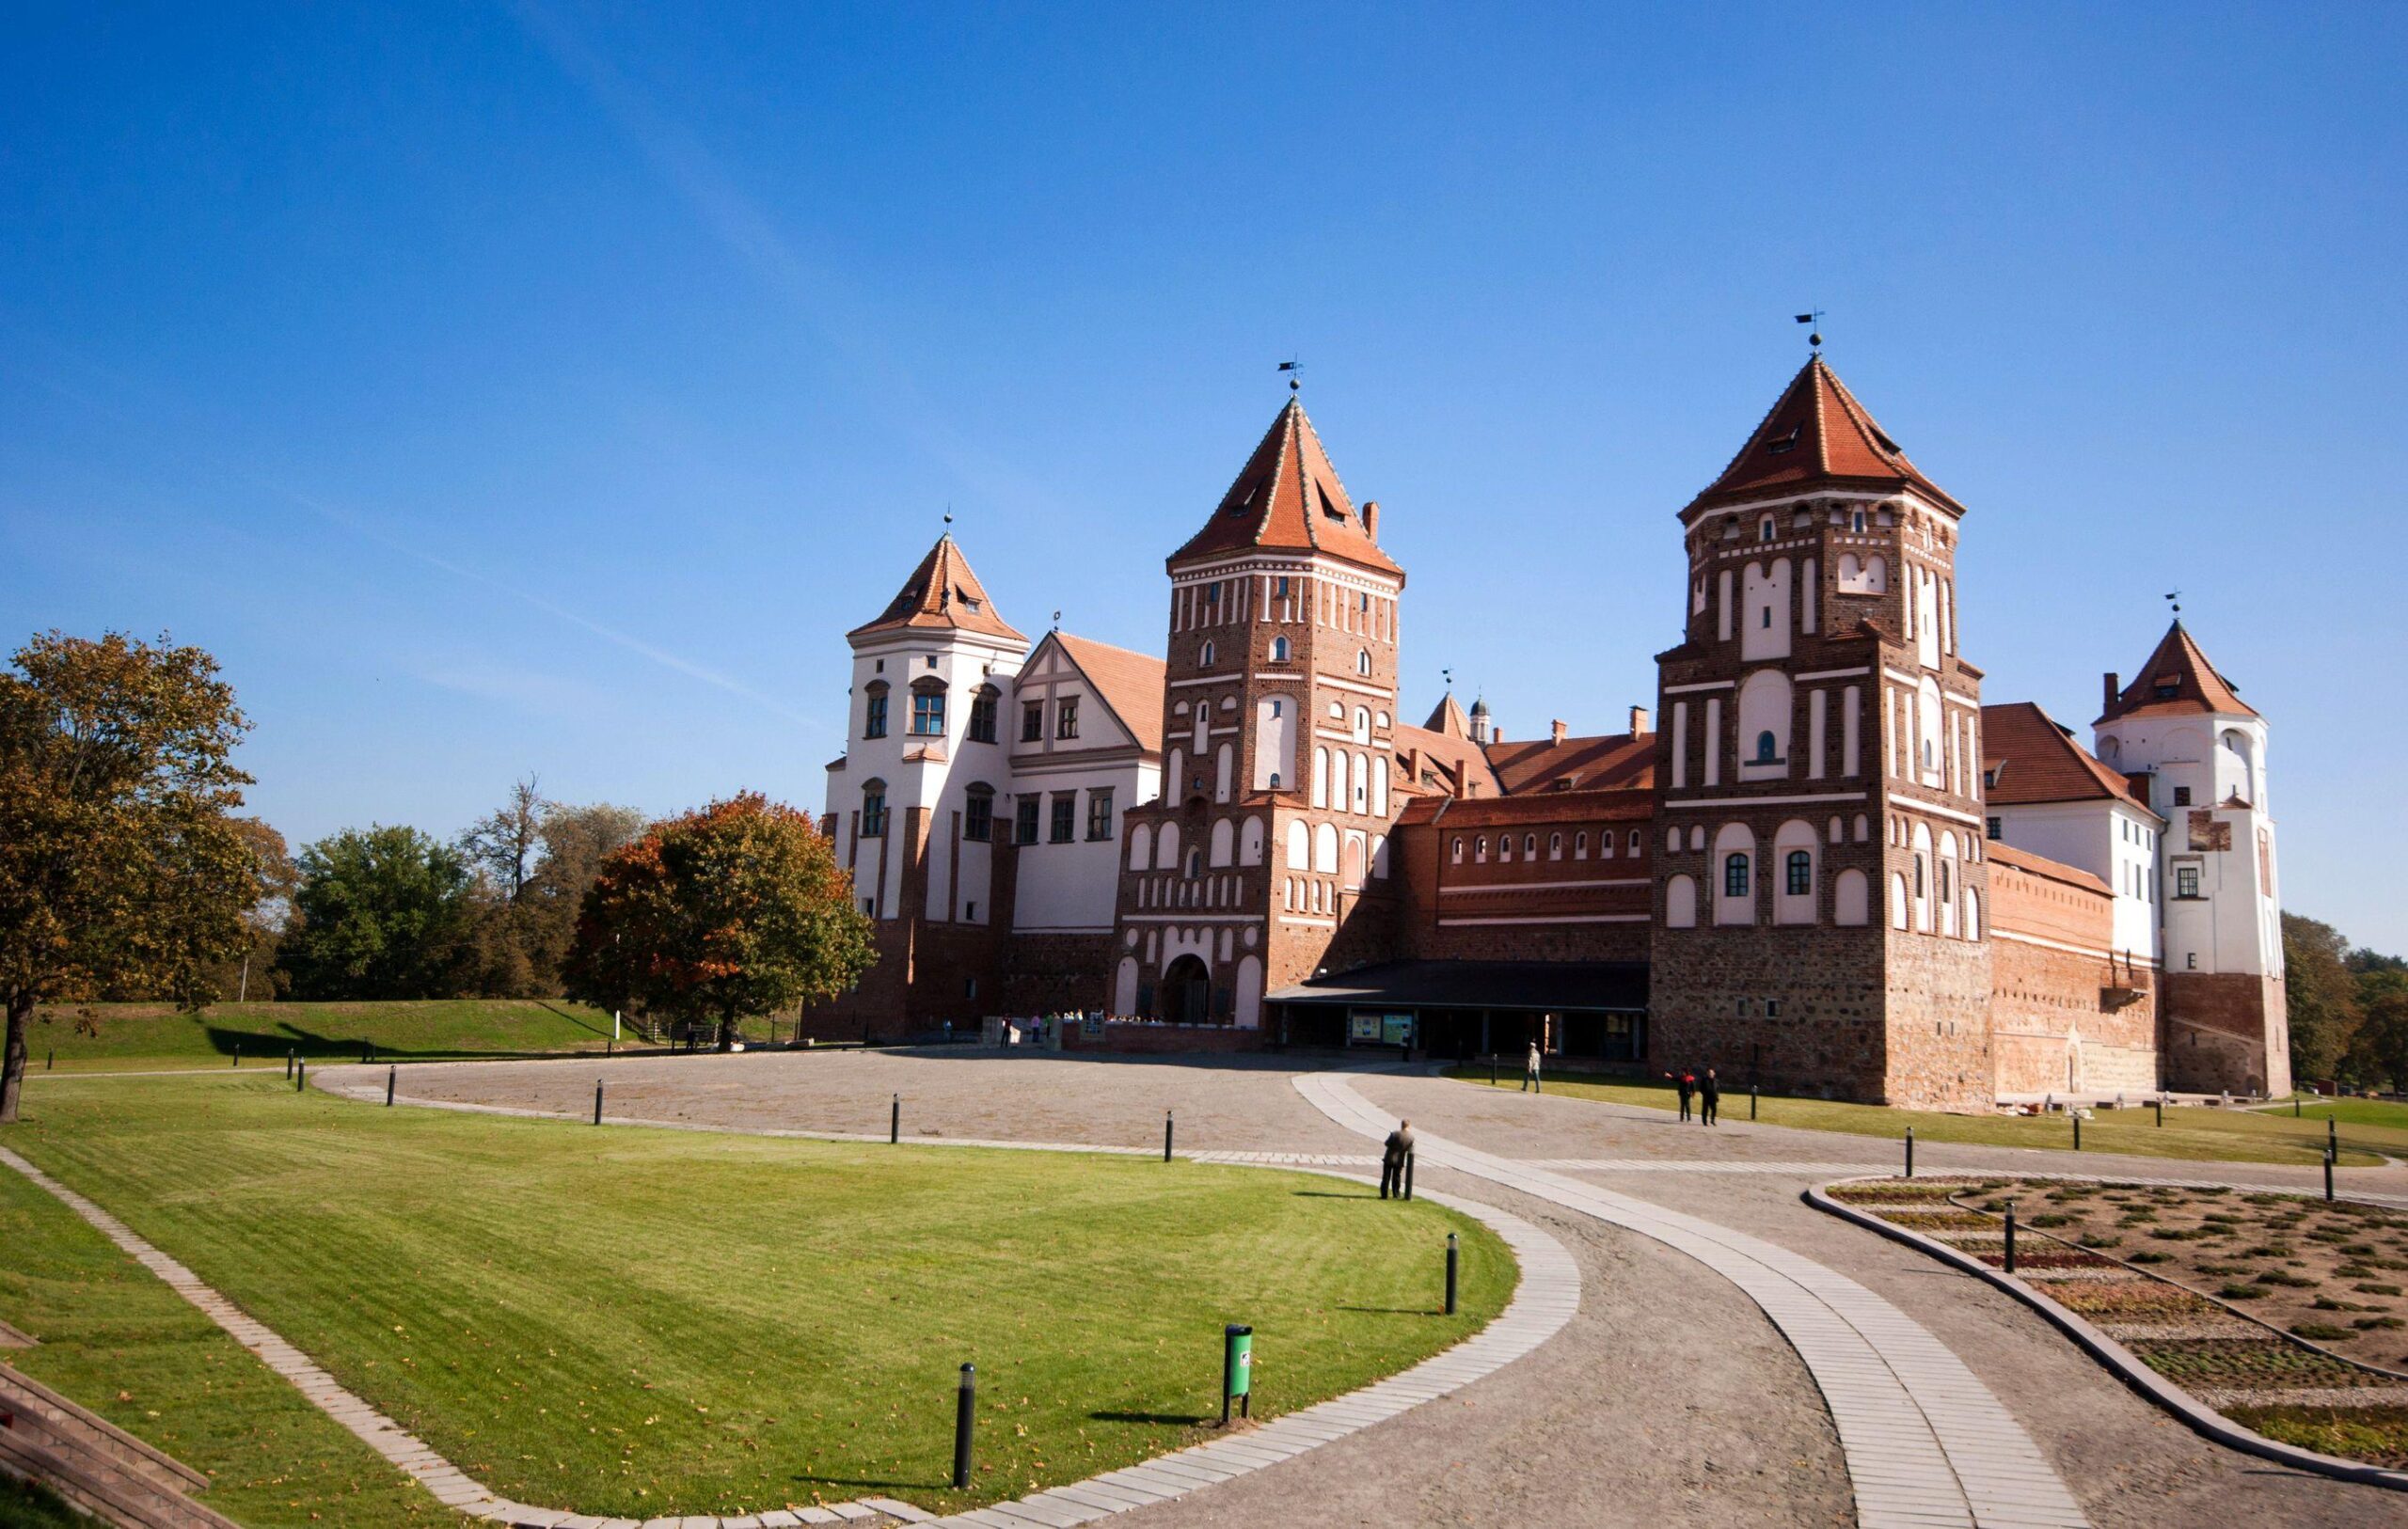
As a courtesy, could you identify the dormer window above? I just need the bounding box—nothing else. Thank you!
[1319,484,1345,521]
[1766,424,1802,455]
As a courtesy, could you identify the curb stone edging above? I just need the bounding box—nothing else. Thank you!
[1806,1177,2408,1493]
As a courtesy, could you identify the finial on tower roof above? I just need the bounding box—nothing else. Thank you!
[1795,309,1825,353]
[1278,356,1303,394]
[2165,590,2182,619]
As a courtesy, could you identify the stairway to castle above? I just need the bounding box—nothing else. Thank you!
[0,1364,241,1529]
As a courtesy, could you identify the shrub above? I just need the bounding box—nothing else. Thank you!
[2356,1316,2406,1332]
[2354,1283,2403,1297]
[2290,1322,2355,1341]
[2129,1252,2172,1264]
[2218,1283,2266,1300]
[2255,1269,2318,1288]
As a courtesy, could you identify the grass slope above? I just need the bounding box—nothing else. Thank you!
[22,999,657,1073]
[2256,1096,2408,1132]
[1445,1069,2396,1166]
[4,1077,1509,1521]
[0,1156,429,1526]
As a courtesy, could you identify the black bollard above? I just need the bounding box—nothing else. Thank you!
[386,1064,396,1107]
[2330,1118,2338,1159]
[1403,1150,1416,1202]
[2073,1112,2082,1152]
[1905,1126,1914,1179]
[1751,1083,1758,1122]
[952,1363,975,1489]
[2326,1147,2336,1203]
[232,1042,241,1068]
[295,1060,306,1092]
[1445,1231,1459,1316]
[2156,1094,2164,1127]
[286,1048,294,1080]
[607,1038,613,1058]
[891,1092,900,1145]
[1164,1109,1175,1163]
[47,1049,54,1071]
[363,1043,372,1065]
[2295,1096,2303,1118]
[1490,1055,1497,1088]
[594,1079,605,1126]
[2004,1201,2018,1274]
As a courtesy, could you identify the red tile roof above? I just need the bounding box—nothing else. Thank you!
[1393,723,1501,798]
[1396,787,1655,828]
[2096,621,2258,724]
[1422,691,1472,739]
[1483,732,1656,796]
[1685,355,1964,517]
[1985,839,2113,899]
[848,534,1027,643]
[1049,632,1167,755]
[1170,399,1402,576]
[1980,701,2154,813]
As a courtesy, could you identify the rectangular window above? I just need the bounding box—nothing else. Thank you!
[2177,865,2200,899]
[1056,697,1080,739]
[1014,798,1039,844]
[1050,795,1075,843]
[1085,788,1114,842]
[1985,815,2002,841]
[1273,575,1290,597]
[2173,785,2192,806]
[1786,851,1812,896]
[863,692,888,739]
[964,793,992,842]
[1022,701,1044,742]
[861,791,887,838]
[967,690,998,743]
[911,688,945,735]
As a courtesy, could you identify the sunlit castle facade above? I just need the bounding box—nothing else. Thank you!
[801,357,2289,1109]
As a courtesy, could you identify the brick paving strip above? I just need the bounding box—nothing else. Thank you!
[1811,1176,2408,1493]
[1296,1075,2093,1529]
[0,1118,1581,1529]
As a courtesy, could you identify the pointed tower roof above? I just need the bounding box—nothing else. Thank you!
[1170,399,1402,576]
[847,534,1027,643]
[1684,355,1964,518]
[2097,621,2256,724]
[1423,691,1471,738]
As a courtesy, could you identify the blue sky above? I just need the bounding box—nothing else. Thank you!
[4,4,2402,949]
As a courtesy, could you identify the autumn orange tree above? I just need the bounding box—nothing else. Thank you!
[562,793,873,1050]
[0,632,262,1121]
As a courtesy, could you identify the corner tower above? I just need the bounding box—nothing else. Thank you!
[2095,620,2288,1095]
[1649,356,1992,1107]
[1109,398,1407,1028]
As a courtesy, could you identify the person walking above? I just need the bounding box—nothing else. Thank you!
[1666,1069,1694,1122]
[1700,1067,1720,1127]
[1381,1120,1416,1200]
[1522,1041,1543,1094]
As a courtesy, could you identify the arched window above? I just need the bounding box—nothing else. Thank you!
[1786,849,1813,896]
[860,780,889,837]
[1499,835,1513,862]
[964,782,996,843]
[1200,640,1215,667]
[862,681,890,740]
[1356,649,1371,675]
[909,678,946,736]
[1127,822,1153,871]
[1475,836,1488,861]
[1524,834,1537,858]
[1834,868,1870,925]
[1271,636,1290,662]
[1451,837,1465,864]
[1755,730,1778,764]
[1549,833,1563,859]
[1759,514,1776,542]
[1724,853,1751,898]
[1666,828,1681,855]
[1185,848,1202,879]
[1666,875,1699,928]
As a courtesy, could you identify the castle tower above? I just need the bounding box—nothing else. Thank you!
[2095,621,2288,1095]
[816,533,1029,1035]
[1650,356,1992,1107]
[1108,398,1406,1027]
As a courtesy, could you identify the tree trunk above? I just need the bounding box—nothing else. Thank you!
[1,988,32,1125]
[717,1006,737,1053]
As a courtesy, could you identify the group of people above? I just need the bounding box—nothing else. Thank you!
[1513,1042,1723,1126]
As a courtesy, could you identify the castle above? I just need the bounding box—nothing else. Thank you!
[808,356,2288,1107]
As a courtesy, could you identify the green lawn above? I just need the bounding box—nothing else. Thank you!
[2256,1096,2408,1132]
[1,1076,1510,1521]
[0,1149,429,1526]
[1446,1069,2397,1166]
[15,999,732,1074]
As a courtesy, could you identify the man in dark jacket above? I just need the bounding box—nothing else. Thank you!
[1381,1120,1416,1200]
[1666,1069,1694,1122]
[1699,1067,1721,1127]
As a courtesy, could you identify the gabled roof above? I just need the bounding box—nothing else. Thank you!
[1981,701,2155,814]
[1393,723,1501,798]
[1685,355,1965,518]
[1047,631,1167,754]
[1422,691,1472,738]
[1483,731,1656,796]
[1985,839,2113,899]
[848,534,1027,643]
[2097,621,2257,724]
[1170,399,1402,576]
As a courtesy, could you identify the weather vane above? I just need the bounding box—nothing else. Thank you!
[1278,356,1303,393]
[943,503,953,529]
[1796,309,1825,351]
[1442,666,1454,691]
[2165,589,2182,617]
[1051,608,1062,631]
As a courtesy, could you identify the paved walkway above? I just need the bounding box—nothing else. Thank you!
[1296,1076,2091,1529]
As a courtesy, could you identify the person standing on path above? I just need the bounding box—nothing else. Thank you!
[1522,1041,1543,1093]
[1380,1120,1416,1199]
[1700,1067,1720,1127]
[1666,1069,1694,1121]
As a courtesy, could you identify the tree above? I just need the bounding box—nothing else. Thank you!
[2283,911,2362,1085]
[0,632,261,1122]
[462,774,548,899]
[2348,969,2408,1094]
[279,826,475,1000]
[562,793,871,1050]
[205,817,299,1002]
[517,801,646,986]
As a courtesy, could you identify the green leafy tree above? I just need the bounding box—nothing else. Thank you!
[0,632,261,1122]
[280,826,475,1000]
[562,793,871,1050]
[2348,969,2408,1093]
[2282,911,2362,1085]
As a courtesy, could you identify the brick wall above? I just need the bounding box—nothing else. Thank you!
[1001,931,1114,1015]
[1988,846,2159,1096]
[2163,970,2289,1096]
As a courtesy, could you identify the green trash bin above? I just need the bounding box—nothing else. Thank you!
[1222,1324,1253,1423]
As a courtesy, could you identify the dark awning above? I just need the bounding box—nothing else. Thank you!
[1268,959,1648,1013]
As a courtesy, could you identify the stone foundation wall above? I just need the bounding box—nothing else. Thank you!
[2163,969,2289,1097]
[1881,930,1995,1110]
[1000,931,1114,1016]
[1061,1020,1269,1054]
[1650,922,1891,1099]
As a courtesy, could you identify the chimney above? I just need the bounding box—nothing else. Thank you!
[1551,718,1569,746]
[1628,705,1652,736]
[1361,499,1380,543]
[2102,671,2120,713]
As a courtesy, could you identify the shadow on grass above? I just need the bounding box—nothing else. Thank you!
[1335,1305,1434,1316]
[1089,1410,1211,1427]
[784,1473,946,1492]
[198,1023,612,1064]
